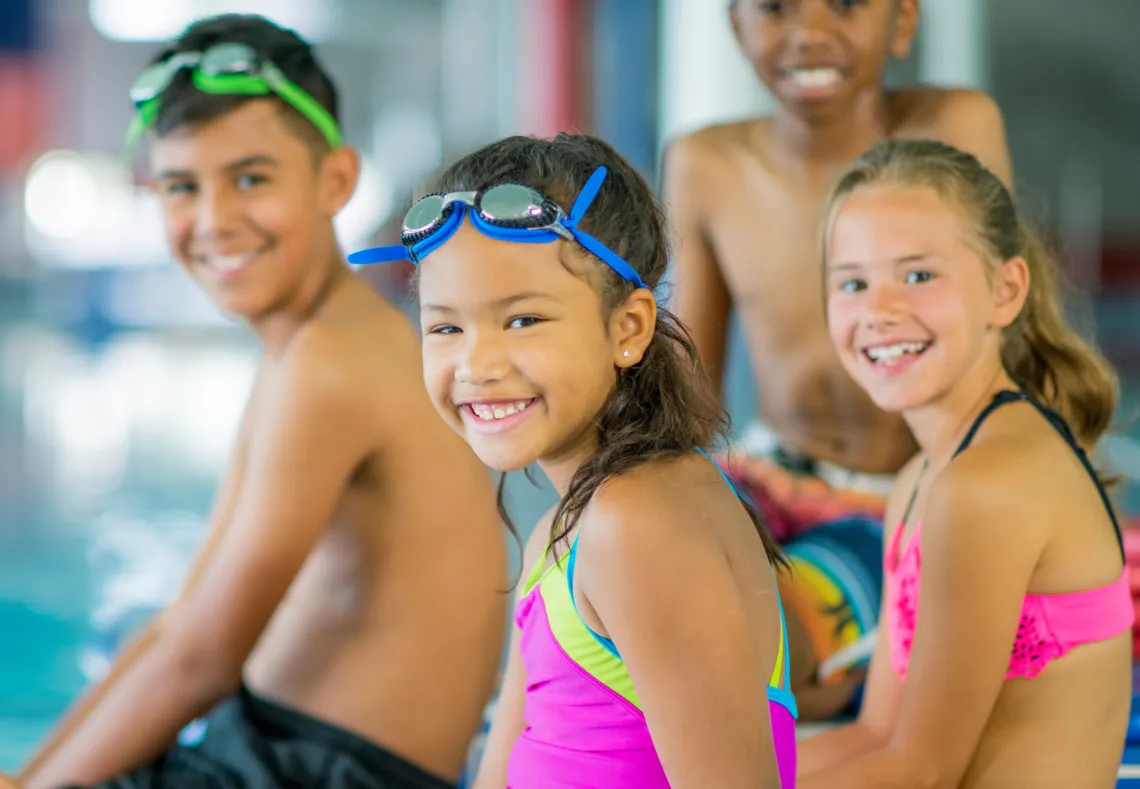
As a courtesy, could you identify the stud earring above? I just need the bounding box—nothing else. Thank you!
[622,350,630,358]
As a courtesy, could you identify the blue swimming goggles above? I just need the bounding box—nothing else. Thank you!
[347,166,648,290]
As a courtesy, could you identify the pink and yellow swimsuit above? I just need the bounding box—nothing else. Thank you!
[507,456,798,788]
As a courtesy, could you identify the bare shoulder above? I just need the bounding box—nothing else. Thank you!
[270,322,365,415]
[663,118,773,186]
[581,455,734,553]
[289,289,425,414]
[893,86,1012,183]
[928,417,1049,546]
[893,86,1001,130]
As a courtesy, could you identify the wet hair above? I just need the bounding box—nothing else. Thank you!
[145,14,339,157]
[822,139,1119,450]
[430,133,785,567]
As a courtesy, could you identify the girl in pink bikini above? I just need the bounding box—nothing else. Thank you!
[350,133,797,788]
[797,139,1134,789]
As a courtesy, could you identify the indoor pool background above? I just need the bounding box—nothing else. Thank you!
[2,292,1139,772]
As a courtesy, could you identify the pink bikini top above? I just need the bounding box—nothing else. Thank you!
[886,390,1135,681]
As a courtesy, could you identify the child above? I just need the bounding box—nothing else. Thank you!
[11,15,508,789]
[663,0,1017,719]
[798,138,1133,788]
[350,133,798,788]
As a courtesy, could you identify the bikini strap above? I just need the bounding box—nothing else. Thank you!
[952,389,1028,457]
[953,389,1124,560]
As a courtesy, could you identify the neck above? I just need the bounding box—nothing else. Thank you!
[249,240,350,354]
[539,432,601,500]
[770,88,891,162]
[903,354,1018,466]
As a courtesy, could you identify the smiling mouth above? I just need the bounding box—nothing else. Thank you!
[780,67,844,90]
[465,399,537,421]
[862,341,931,367]
[194,248,269,276]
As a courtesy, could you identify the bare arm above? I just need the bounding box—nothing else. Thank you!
[662,135,732,395]
[801,452,1044,789]
[796,452,924,775]
[472,512,555,789]
[18,377,260,782]
[23,332,375,789]
[796,619,898,772]
[579,481,782,788]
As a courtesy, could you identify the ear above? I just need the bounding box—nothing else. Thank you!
[317,144,361,218]
[609,288,658,369]
[888,0,920,60]
[990,255,1030,329]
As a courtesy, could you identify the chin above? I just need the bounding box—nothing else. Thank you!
[864,382,940,415]
[466,438,540,474]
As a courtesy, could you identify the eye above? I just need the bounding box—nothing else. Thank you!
[426,324,461,336]
[838,278,866,293]
[507,316,543,329]
[831,0,864,11]
[756,0,786,12]
[161,180,196,196]
[236,172,269,190]
[905,270,933,285]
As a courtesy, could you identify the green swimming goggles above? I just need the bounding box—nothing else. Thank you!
[125,42,342,153]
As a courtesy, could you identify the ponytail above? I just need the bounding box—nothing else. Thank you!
[1001,225,1118,449]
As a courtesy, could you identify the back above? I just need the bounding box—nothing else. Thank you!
[666,87,1013,473]
[243,276,508,780]
[562,453,796,787]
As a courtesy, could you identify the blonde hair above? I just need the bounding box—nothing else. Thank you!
[822,139,1118,449]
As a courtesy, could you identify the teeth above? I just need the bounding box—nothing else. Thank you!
[208,254,253,272]
[789,68,841,88]
[470,400,533,421]
[866,342,928,362]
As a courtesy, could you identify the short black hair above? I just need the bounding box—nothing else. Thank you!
[145,14,339,155]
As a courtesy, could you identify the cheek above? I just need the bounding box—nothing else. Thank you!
[826,294,860,346]
[909,282,967,333]
[160,202,194,255]
[420,342,455,410]
[254,192,307,236]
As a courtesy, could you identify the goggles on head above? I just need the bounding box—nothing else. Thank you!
[347,166,647,290]
[125,42,342,154]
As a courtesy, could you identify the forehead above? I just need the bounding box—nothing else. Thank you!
[147,100,310,173]
[829,186,968,258]
[417,223,590,305]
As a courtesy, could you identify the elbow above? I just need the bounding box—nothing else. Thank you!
[883,744,958,789]
[159,632,244,704]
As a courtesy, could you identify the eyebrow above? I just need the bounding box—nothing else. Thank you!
[827,253,933,271]
[421,291,556,313]
[155,155,280,181]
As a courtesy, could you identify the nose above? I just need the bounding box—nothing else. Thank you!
[864,280,906,328]
[194,184,239,240]
[789,0,835,50]
[455,330,509,385]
